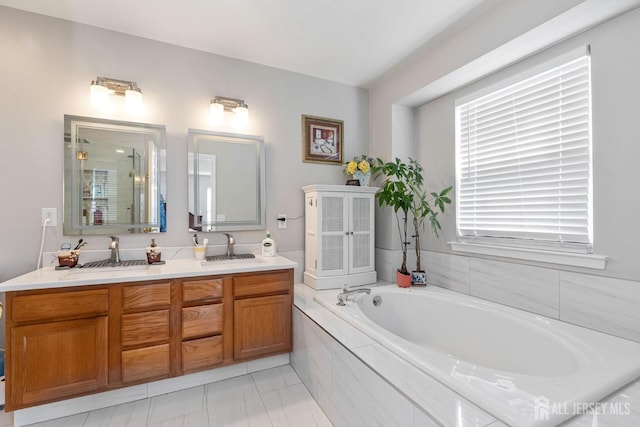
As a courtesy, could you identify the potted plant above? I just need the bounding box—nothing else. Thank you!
[373,157,415,287]
[404,158,451,285]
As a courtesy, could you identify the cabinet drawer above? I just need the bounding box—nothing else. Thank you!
[233,270,292,298]
[122,282,171,310]
[182,336,223,373]
[182,304,223,339]
[12,289,108,323]
[121,310,169,347]
[183,278,223,303]
[121,344,170,383]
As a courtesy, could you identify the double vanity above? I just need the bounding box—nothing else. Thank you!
[1,255,295,423]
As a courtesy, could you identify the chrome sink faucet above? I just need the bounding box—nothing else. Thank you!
[224,233,235,257]
[337,287,371,306]
[109,236,120,264]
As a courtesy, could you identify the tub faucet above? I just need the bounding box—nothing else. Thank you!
[337,287,371,306]
[109,236,120,264]
[224,233,235,258]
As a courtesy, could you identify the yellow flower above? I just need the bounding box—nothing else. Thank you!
[346,160,357,175]
[358,159,370,173]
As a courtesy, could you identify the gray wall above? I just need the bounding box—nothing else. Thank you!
[0,6,369,282]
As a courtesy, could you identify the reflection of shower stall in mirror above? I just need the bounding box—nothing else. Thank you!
[188,152,217,231]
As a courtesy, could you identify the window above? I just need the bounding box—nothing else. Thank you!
[455,50,592,252]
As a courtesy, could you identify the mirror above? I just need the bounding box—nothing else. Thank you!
[64,115,167,235]
[188,129,265,232]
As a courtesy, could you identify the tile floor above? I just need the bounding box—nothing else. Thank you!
[0,365,333,427]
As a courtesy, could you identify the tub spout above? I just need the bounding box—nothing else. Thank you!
[337,288,371,306]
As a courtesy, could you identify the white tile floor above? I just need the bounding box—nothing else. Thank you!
[0,365,333,427]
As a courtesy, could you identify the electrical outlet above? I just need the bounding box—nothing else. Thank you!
[42,208,57,227]
[277,214,287,229]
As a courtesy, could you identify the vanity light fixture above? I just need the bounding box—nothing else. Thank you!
[209,96,249,129]
[90,76,143,110]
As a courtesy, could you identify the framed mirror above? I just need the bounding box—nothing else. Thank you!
[64,115,167,235]
[188,129,265,232]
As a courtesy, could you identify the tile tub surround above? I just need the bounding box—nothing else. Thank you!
[293,283,640,427]
[416,250,640,344]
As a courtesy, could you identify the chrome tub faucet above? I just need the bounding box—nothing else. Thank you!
[337,286,371,306]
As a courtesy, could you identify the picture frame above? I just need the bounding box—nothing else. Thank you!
[301,115,343,164]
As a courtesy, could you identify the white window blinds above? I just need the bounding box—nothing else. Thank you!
[455,52,592,250]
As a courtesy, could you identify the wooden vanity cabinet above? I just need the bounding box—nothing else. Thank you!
[233,269,293,360]
[5,268,293,411]
[6,288,109,409]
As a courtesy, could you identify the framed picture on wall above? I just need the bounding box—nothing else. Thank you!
[301,115,343,164]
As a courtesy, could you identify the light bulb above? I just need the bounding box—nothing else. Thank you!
[125,87,143,110]
[90,81,109,108]
[233,104,249,129]
[209,101,224,126]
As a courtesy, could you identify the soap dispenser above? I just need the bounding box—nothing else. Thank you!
[146,238,162,264]
[262,231,275,257]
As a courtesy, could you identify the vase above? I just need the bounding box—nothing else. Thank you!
[354,170,371,186]
[396,270,411,288]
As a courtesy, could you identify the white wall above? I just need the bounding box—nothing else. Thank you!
[0,6,369,282]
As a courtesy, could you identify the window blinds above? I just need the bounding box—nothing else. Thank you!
[455,54,592,248]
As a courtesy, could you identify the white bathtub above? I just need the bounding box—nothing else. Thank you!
[314,285,640,426]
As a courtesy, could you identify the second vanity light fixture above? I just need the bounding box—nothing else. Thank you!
[90,76,143,110]
[209,96,249,129]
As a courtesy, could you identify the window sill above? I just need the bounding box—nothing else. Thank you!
[448,241,607,270]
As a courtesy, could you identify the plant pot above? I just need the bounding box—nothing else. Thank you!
[396,270,412,288]
[411,271,427,286]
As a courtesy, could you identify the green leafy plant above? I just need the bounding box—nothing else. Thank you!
[405,159,451,272]
[373,157,451,275]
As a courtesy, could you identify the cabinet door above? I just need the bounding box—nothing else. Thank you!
[233,294,291,360]
[348,192,375,274]
[10,317,108,408]
[317,192,349,276]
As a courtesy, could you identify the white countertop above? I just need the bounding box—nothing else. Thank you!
[0,255,297,292]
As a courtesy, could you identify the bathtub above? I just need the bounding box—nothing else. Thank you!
[313,285,640,426]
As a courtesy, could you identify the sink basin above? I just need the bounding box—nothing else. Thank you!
[206,254,256,262]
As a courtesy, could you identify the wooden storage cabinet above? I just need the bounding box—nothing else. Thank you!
[5,269,293,411]
[6,289,109,410]
[233,270,293,361]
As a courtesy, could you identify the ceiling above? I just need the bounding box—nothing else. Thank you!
[0,0,495,88]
